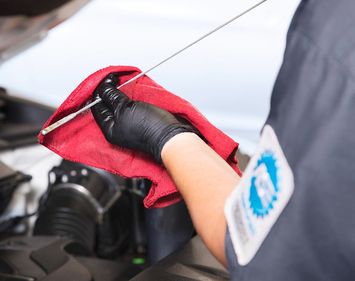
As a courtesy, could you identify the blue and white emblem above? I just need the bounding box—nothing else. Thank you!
[249,152,279,217]
[225,125,294,266]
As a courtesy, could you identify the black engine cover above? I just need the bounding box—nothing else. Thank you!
[0,236,140,281]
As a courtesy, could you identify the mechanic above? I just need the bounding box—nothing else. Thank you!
[91,0,355,280]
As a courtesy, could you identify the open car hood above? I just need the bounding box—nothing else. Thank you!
[0,0,90,64]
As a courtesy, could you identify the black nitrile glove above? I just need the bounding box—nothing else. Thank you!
[91,73,197,163]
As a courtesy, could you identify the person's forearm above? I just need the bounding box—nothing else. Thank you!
[161,132,240,265]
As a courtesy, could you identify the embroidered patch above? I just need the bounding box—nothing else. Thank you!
[225,125,294,265]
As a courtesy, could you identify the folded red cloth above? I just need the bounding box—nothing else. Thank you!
[38,66,241,208]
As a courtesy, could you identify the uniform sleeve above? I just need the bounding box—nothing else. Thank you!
[225,228,239,279]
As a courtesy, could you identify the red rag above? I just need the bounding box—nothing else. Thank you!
[38,66,242,208]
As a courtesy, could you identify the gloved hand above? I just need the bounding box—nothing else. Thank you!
[91,73,197,163]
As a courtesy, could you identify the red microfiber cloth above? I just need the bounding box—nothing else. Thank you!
[38,66,241,208]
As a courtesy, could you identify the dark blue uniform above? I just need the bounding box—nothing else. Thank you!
[226,0,355,280]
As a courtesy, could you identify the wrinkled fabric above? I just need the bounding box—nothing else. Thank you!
[39,65,241,208]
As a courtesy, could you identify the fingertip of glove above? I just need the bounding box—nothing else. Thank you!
[101,87,127,104]
[104,73,119,86]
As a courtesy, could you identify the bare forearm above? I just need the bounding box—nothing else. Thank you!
[161,132,240,265]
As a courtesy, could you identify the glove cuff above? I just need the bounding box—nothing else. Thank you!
[154,124,200,164]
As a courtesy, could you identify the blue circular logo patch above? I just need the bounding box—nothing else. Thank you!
[249,151,279,217]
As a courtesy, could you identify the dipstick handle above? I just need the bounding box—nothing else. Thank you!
[41,98,102,135]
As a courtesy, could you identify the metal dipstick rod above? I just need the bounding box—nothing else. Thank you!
[41,0,268,136]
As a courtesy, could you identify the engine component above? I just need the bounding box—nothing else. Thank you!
[145,200,194,264]
[0,236,141,281]
[0,160,31,215]
[33,160,127,255]
[0,88,54,151]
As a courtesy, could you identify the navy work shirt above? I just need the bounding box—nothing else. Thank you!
[225,0,355,280]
